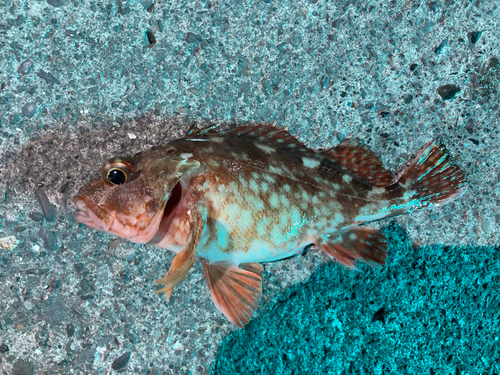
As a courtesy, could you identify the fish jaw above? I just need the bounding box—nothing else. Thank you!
[74,193,167,243]
[72,174,169,244]
[73,195,113,232]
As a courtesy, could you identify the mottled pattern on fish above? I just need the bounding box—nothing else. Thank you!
[154,130,384,261]
[74,124,468,327]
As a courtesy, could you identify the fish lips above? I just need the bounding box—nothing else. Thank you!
[73,193,168,243]
[73,195,113,232]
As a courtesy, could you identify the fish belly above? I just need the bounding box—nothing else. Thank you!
[196,190,321,264]
[196,222,310,264]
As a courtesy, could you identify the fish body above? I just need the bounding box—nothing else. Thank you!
[152,135,392,264]
[74,124,468,327]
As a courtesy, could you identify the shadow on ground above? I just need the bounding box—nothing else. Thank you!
[213,223,500,374]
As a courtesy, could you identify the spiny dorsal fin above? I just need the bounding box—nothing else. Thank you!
[187,124,311,152]
[188,124,330,170]
[224,124,306,149]
[185,122,199,136]
[187,124,392,186]
[185,122,222,137]
[324,138,392,187]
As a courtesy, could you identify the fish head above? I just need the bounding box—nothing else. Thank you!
[73,147,201,243]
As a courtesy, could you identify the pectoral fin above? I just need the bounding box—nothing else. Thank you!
[319,227,387,269]
[154,207,206,301]
[203,262,263,328]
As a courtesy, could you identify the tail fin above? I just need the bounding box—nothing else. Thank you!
[396,139,468,209]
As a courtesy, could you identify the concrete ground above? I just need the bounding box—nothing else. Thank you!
[0,0,499,373]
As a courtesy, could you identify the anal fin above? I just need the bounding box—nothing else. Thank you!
[203,262,263,328]
[319,227,387,269]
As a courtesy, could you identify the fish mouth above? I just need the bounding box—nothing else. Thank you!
[73,182,183,243]
[73,195,113,232]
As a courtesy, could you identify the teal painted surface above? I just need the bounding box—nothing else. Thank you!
[214,223,500,373]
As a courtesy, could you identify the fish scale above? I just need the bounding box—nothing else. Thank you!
[74,123,468,327]
[192,145,351,261]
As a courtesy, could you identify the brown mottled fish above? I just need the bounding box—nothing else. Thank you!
[73,124,468,327]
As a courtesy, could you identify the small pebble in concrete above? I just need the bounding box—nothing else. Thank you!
[22,102,37,118]
[51,280,62,289]
[34,188,57,221]
[47,0,66,7]
[186,32,202,43]
[437,84,460,100]
[12,360,35,375]
[17,59,33,75]
[29,212,44,222]
[481,218,492,235]
[36,70,61,85]
[112,351,131,370]
[38,226,58,250]
[468,31,482,45]
[66,323,75,337]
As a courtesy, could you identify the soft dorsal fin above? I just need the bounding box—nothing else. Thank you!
[202,262,263,328]
[324,138,392,187]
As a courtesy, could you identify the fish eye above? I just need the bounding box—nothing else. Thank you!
[101,158,133,186]
[107,168,127,185]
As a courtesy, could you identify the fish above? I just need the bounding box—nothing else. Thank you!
[73,124,468,327]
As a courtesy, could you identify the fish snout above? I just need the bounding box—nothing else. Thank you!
[73,194,112,232]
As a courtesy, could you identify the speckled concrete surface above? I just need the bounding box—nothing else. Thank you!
[0,0,499,373]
